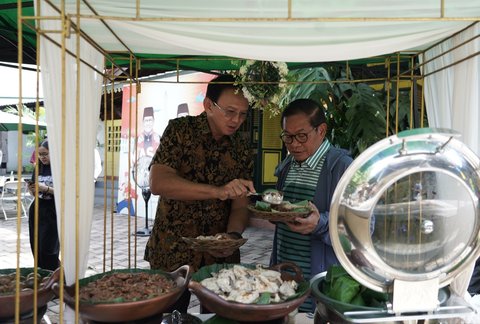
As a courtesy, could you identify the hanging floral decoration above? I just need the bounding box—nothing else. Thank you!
[232,60,289,117]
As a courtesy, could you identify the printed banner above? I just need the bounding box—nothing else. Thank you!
[117,72,213,218]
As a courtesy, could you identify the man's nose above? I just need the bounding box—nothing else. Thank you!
[231,113,242,123]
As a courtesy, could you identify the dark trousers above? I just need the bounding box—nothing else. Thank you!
[28,199,60,271]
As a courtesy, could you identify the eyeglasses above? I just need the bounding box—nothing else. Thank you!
[212,101,248,120]
[280,127,317,144]
[38,153,49,157]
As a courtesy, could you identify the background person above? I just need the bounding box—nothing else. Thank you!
[145,74,256,312]
[27,140,59,271]
[29,149,36,168]
[270,98,353,312]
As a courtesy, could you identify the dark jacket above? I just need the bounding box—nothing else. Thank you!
[270,146,353,277]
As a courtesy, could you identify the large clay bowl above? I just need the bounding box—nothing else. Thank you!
[52,265,191,323]
[189,262,310,322]
[0,267,59,319]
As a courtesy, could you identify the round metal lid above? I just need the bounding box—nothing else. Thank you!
[329,128,480,292]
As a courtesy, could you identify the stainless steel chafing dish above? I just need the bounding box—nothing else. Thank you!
[319,128,480,323]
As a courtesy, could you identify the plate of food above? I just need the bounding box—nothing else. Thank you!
[52,265,191,322]
[247,200,312,223]
[189,262,310,322]
[182,233,248,253]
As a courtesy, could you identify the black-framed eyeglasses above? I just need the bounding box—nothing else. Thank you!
[212,101,248,120]
[280,127,317,144]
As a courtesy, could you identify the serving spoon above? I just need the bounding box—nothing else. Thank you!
[248,189,284,205]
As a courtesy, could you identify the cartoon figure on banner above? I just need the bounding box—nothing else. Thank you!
[117,171,138,215]
[176,103,189,117]
[133,107,160,191]
[134,106,161,235]
[136,106,160,158]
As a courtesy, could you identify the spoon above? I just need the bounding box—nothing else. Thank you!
[248,189,284,205]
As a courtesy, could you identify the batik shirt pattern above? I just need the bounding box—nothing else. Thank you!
[145,112,253,271]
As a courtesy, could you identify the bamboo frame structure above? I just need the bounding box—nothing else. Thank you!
[4,1,478,323]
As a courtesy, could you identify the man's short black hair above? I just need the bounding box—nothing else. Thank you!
[281,98,327,128]
[205,74,238,103]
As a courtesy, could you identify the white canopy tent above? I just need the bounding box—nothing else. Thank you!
[42,0,480,62]
[32,1,479,318]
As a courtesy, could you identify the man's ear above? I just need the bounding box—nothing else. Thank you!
[318,123,328,138]
[203,97,213,112]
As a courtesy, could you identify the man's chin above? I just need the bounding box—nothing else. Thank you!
[293,154,306,163]
[224,127,237,135]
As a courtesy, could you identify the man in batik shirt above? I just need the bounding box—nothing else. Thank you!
[145,74,255,312]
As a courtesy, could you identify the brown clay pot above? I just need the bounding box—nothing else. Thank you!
[52,265,191,323]
[188,262,310,322]
[0,267,60,319]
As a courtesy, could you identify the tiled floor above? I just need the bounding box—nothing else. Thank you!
[1,203,275,323]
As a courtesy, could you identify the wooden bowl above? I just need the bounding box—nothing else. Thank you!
[52,265,191,323]
[247,205,312,223]
[0,267,59,319]
[181,235,248,253]
[189,262,310,322]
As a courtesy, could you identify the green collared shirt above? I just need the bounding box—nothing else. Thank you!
[277,139,331,311]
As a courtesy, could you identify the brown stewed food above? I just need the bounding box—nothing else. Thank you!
[0,272,51,294]
[79,272,177,303]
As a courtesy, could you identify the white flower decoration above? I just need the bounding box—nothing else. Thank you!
[232,60,289,118]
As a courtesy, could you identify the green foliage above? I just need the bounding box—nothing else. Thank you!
[26,130,47,147]
[344,83,387,156]
[282,66,419,158]
[24,164,34,173]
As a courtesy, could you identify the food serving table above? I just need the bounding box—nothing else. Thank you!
[195,312,313,323]
[81,312,313,323]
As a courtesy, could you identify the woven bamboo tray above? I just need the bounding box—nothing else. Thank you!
[182,235,248,252]
[247,205,312,223]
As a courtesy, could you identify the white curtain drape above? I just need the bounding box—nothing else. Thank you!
[422,23,480,156]
[37,0,104,285]
[422,22,480,298]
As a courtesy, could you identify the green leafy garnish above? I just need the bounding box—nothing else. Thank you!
[257,292,271,304]
[254,201,272,211]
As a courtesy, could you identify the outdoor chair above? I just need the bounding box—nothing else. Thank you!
[1,180,29,220]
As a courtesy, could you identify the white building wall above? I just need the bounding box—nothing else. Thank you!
[6,131,32,172]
